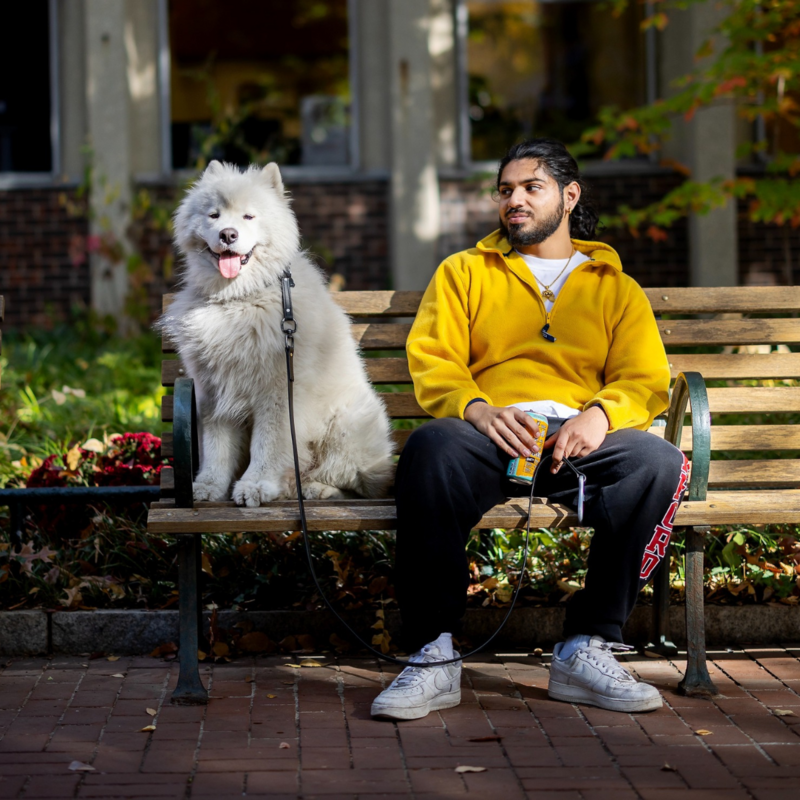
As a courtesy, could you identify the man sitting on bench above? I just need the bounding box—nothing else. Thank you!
[371,138,689,720]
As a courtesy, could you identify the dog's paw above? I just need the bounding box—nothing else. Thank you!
[231,478,280,507]
[302,481,347,500]
[193,480,229,502]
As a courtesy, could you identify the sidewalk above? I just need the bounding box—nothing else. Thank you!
[1,646,798,799]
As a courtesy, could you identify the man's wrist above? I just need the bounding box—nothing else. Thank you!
[464,397,487,420]
[586,403,611,430]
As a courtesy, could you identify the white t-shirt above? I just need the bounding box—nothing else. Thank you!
[517,249,591,312]
[511,249,593,421]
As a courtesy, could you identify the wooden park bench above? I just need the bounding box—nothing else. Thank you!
[148,286,800,705]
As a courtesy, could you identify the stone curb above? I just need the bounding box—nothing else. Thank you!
[2,605,800,656]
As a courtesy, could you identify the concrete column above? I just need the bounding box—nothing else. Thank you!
[355,0,391,172]
[59,0,88,182]
[388,0,441,290]
[429,0,458,169]
[124,0,161,177]
[661,3,738,286]
[85,0,131,322]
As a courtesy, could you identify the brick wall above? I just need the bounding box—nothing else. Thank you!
[4,173,797,331]
[738,200,800,286]
[0,188,89,329]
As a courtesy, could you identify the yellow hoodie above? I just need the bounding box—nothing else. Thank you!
[407,231,670,432]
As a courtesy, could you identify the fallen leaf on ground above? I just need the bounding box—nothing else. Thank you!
[145,708,157,717]
[694,729,713,736]
[286,664,302,669]
[661,763,676,772]
[68,761,95,772]
[467,736,502,743]
[279,742,290,749]
[300,659,325,668]
[150,642,178,658]
[245,676,255,683]
[774,709,796,717]
[455,765,486,773]
[110,673,125,678]
[197,650,208,661]
[266,694,277,699]
[107,656,120,662]
[212,642,230,658]
[140,725,156,732]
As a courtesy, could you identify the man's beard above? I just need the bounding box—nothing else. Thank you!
[500,194,565,247]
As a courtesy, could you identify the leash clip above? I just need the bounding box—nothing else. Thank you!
[281,268,297,378]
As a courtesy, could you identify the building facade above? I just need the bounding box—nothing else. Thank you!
[0,0,795,328]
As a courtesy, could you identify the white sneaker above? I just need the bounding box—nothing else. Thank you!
[548,636,662,713]
[370,643,461,721]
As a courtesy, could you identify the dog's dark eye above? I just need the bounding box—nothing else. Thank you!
[209,212,220,219]
[244,214,255,220]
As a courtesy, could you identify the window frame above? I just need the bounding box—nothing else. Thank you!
[456,0,661,175]
[159,0,362,179]
[0,0,61,188]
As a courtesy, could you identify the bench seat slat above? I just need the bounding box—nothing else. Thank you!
[158,455,800,495]
[148,489,800,532]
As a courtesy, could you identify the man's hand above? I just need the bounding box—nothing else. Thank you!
[544,405,609,473]
[464,403,540,458]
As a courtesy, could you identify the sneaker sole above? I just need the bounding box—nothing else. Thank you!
[548,680,662,713]
[371,688,461,721]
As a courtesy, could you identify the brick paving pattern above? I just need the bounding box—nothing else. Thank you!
[1,646,799,798]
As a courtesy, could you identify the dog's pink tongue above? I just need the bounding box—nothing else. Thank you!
[219,253,240,279]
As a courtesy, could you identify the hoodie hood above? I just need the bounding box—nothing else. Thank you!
[476,229,622,272]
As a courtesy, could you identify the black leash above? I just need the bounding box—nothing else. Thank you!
[280,268,585,668]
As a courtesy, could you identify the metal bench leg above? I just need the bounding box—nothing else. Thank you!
[678,526,718,698]
[171,534,208,705]
[645,540,678,656]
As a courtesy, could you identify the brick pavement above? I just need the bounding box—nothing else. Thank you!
[1,646,799,799]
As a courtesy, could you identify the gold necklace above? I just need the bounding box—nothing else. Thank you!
[530,249,575,302]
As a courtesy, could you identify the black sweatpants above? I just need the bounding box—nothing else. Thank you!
[394,417,689,653]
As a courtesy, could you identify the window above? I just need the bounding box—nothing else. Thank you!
[0,1,53,173]
[465,0,646,162]
[168,0,351,169]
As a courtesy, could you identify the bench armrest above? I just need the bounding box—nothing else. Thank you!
[664,371,710,501]
[173,377,199,508]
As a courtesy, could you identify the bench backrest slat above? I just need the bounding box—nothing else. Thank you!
[160,287,800,493]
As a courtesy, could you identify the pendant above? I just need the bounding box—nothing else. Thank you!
[542,288,555,301]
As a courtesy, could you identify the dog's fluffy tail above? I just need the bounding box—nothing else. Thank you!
[353,457,394,499]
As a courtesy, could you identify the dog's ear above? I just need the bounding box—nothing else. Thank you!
[203,160,225,178]
[261,162,284,194]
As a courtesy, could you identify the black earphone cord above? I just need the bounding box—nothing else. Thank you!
[280,269,584,668]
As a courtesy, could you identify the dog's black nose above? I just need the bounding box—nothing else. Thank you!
[219,228,238,245]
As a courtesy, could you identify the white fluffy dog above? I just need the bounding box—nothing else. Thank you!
[159,160,394,506]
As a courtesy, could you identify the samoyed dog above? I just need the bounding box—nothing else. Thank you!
[159,160,393,506]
